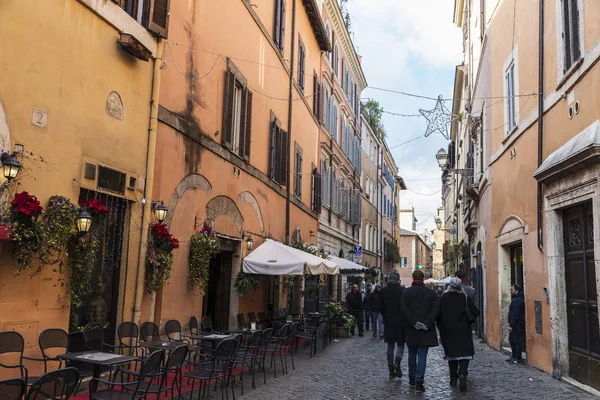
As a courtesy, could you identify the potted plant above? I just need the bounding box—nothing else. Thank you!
[145,222,179,293]
[188,231,220,294]
[234,271,261,296]
[11,192,44,275]
[323,302,356,339]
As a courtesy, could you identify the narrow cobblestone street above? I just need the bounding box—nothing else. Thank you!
[233,334,594,399]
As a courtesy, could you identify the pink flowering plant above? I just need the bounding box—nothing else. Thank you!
[145,222,179,293]
[11,192,45,275]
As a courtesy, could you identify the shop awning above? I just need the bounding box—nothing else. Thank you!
[436,276,453,286]
[327,255,367,274]
[242,239,339,276]
[424,278,438,284]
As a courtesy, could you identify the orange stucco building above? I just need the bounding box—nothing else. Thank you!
[152,0,330,330]
[450,0,600,392]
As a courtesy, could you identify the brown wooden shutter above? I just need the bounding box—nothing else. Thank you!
[298,151,303,197]
[113,0,126,9]
[280,0,286,53]
[243,91,253,161]
[274,0,281,49]
[269,120,278,180]
[280,129,289,186]
[221,71,235,149]
[312,168,322,213]
[146,0,171,38]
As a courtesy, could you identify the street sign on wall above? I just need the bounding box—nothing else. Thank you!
[353,246,362,263]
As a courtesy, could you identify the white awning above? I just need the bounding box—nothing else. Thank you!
[437,276,453,286]
[242,239,340,276]
[327,255,367,274]
[424,278,438,284]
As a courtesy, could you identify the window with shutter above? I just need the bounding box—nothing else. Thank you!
[280,129,289,186]
[222,60,251,158]
[274,0,286,52]
[504,60,516,133]
[269,115,289,186]
[312,167,322,213]
[294,145,303,199]
[313,73,320,120]
[146,0,171,38]
[298,40,305,92]
[333,43,339,77]
[561,0,581,72]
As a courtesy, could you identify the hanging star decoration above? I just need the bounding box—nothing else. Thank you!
[419,95,453,139]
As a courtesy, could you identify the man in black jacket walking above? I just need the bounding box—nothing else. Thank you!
[347,283,364,336]
[380,270,405,379]
[508,283,525,364]
[401,269,439,392]
[363,287,372,331]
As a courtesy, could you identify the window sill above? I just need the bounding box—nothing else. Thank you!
[556,58,584,91]
[502,124,519,144]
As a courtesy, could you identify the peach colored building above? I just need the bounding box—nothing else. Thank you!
[450,0,600,391]
[0,0,164,378]
[153,0,329,329]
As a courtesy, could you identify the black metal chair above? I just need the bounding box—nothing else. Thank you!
[161,344,188,399]
[164,320,185,342]
[189,316,200,336]
[35,329,69,374]
[229,330,262,395]
[265,324,290,377]
[0,378,26,400]
[184,338,238,400]
[83,324,116,353]
[282,322,299,371]
[257,312,268,328]
[25,368,80,400]
[255,328,274,384]
[140,322,160,342]
[200,316,221,334]
[117,322,142,358]
[0,331,33,385]
[236,313,248,330]
[90,350,164,400]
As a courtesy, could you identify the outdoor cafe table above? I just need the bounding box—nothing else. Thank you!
[58,351,138,392]
[139,340,184,352]
[190,333,234,350]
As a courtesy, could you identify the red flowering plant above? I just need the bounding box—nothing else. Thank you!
[145,222,179,293]
[11,192,45,275]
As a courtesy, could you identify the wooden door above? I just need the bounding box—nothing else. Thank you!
[563,202,599,390]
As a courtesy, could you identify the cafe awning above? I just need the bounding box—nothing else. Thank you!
[242,239,340,276]
[327,255,367,274]
[424,278,438,284]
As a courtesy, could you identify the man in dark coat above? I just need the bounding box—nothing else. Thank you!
[508,283,525,364]
[363,287,372,331]
[369,285,383,338]
[346,283,364,336]
[380,270,405,379]
[401,269,439,393]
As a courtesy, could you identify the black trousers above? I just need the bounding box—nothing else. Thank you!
[364,312,371,330]
[350,311,364,335]
[509,324,523,360]
[448,359,470,378]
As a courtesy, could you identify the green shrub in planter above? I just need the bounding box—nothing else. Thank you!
[323,302,355,330]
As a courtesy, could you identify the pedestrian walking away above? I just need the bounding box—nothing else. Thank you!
[401,269,439,393]
[380,270,406,379]
[507,283,525,364]
[437,277,480,392]
[369,285,383,338]
[347,283,364,336]
[363,287,372,331]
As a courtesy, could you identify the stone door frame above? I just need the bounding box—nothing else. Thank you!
[544,165,600,380]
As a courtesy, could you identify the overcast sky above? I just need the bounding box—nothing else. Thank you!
[347,0,463,236]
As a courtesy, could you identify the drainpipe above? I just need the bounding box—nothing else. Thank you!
[537,0,544,252]
[133,39,164,328]
[285,0,297,245]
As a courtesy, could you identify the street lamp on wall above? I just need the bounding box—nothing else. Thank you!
[1,153,22,182]
[76,209,93,234]
[152,201,168,223]
[245,235,254,252]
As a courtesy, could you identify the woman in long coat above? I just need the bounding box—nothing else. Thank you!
[380,270,405,378]
[437,277,480,392]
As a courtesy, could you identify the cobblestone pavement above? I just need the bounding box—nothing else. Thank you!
[227,333,595,400]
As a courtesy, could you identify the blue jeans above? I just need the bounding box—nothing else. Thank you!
[371,312,382,337]
[387,342,405,366]
[408,346,429,381]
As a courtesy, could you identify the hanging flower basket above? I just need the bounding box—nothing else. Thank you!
[0,223,12,240]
